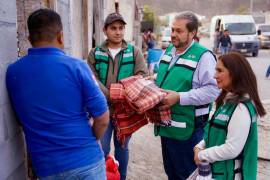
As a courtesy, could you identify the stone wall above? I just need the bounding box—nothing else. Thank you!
[16,0,47,57]
[0,0,27,179]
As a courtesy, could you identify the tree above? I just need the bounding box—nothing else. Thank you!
[143,5,155,22]
[141,5,156,32]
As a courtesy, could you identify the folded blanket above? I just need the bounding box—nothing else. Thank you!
[110,75,171,145]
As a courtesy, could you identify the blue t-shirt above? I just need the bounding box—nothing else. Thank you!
[6,47,108,177]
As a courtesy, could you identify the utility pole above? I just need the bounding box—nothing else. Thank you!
[115,0,119,13]
[250,0,253,14]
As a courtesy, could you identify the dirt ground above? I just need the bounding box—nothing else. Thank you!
[127,124,166,180]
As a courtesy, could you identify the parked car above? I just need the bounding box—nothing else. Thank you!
[257,24,270,48]
[161,27,171,49]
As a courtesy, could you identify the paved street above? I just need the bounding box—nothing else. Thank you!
[200,37,270,102]
[246,50,270,101]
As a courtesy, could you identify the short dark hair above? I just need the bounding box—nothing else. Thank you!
[27,9,63,44]
[174,11,199,33]
[216,52,266,117]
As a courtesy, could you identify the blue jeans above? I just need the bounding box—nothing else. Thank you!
[39,159,106,180]
[220,46,230,55]
[101,120,131,180]
[161,115,207,180]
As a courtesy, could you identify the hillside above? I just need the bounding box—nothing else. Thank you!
[137,0,270,17]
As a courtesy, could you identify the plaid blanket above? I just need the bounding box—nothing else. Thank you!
[121,76,166,113]
[110,83,125,101]
[110,75,171,145]
[146,105,171,125]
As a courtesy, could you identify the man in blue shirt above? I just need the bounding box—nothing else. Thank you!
[6,9,109,179]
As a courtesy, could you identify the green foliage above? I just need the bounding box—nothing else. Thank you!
[143,5,155,22]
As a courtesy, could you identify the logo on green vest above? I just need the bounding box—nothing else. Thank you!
[188,54,196,59]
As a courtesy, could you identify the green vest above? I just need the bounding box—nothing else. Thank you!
[94,44,135,85]
[154,42,208,140]
[204,100,258,180]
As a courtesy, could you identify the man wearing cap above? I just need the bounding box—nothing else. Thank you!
[87,12,148,180]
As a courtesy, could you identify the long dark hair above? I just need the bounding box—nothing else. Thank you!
[216,52,266,117]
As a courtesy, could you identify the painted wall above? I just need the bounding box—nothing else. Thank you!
[57,0,95,59]
[0,0,27,179]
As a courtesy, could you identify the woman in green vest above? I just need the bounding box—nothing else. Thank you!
[194,52,266,180]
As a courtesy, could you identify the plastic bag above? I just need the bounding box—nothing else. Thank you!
[106,155,120,180]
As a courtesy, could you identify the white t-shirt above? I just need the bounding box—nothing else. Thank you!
[109,47,121,60]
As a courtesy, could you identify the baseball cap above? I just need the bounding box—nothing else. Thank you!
[104,12,126,27]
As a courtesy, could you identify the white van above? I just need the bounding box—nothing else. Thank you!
[210,15,259,56]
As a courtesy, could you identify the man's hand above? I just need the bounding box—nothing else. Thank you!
[160,90,180,109]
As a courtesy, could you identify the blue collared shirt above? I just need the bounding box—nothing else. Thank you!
[6,47,108,177]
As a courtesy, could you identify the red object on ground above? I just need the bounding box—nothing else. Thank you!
[106,155,120,180]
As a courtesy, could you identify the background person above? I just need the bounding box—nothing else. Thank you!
[194,52,266,180]
[219,29,232,55]
[6,9,109,179]
[154,11,219,180]
[142,30,149,57]
[87,12,148,180]
[147,29,156,49]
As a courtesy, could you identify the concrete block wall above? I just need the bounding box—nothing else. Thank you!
[16,0,96,59]
[0,0,27,179]
[16,0,47,57]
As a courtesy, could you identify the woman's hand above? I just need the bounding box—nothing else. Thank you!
[194,146,202,165]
